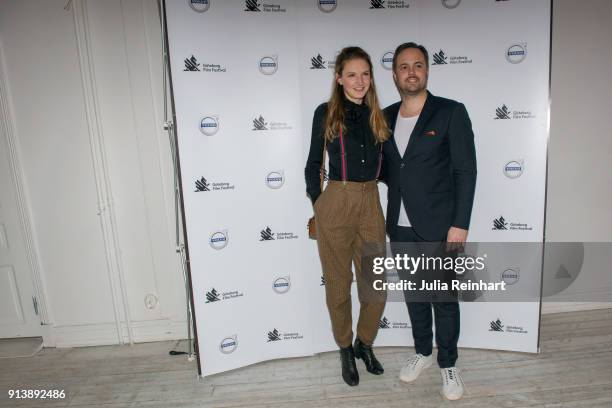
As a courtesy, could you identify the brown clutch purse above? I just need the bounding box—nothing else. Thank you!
[307,216,317,240]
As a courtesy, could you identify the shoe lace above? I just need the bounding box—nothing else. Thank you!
[444,368,461,385]
[407,354,424,368]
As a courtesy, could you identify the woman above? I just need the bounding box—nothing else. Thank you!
[305,46,389,387]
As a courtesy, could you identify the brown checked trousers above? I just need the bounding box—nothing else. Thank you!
[314,180,387,348]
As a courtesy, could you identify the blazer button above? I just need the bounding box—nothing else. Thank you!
[400,163,405,168]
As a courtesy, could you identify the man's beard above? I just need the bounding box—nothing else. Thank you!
[398,81,426,97]
[395,76,427,97]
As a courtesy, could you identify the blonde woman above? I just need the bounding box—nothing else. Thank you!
[305,46,389,387]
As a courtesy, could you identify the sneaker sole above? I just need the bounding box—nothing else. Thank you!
[439,388,464,401]
[398,359,433,383]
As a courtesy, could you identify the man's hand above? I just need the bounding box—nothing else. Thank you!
[446,226,468,252]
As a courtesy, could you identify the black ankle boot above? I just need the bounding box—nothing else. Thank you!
[339,345,359,386]
[354,337,384,375]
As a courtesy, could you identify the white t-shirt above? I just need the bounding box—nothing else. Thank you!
[394,113,419,227]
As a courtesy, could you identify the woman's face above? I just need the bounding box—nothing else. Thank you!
[336,58,371,104]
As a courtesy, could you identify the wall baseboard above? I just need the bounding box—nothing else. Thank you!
[43,319,189,348]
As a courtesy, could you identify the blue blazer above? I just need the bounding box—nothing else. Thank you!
[381,91,477,241]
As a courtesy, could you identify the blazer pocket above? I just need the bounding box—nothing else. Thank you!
[419,130,444,151]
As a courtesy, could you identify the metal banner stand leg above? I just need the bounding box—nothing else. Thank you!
[166,119,195,363]
[159,0,198,367]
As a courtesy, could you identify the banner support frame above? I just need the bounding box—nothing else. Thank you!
[158,0,202,375]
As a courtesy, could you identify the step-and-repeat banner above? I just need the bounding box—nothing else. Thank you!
[165,0,551,376]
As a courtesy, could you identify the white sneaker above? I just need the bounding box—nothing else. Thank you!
[399,353,433,383]
[440,367,465,400]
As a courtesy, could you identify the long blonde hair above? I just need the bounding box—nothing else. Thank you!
[324,47,390,143]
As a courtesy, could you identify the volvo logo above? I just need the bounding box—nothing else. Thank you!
[209,231,228,250]
[265,171,285,189]
[259,56,278,75]
[188,0,210,13]
[506,44,527,64]
[219,336,238,354]
[317,0,337,13]
[381,51,394,70]
[442,0,461,9]
[504,160,524,179]
[501,268,520,285]
[200,116,219,136]
[273,276,291,294]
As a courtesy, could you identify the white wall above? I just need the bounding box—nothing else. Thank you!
[0,0,185,346]
[547,0,612,241]
[0,0,609,347]
[543,0,612,313]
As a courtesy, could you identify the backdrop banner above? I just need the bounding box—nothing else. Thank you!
[165,0,551,376]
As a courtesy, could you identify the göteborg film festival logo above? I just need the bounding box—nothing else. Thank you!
[184,55,200,71]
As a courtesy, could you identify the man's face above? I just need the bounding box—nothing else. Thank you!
[393,48,428,97]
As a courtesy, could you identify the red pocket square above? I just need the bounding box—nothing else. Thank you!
[424,130,436,136]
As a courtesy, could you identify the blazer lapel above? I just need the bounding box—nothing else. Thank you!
[403,91,436,161]
[385,102,403,160]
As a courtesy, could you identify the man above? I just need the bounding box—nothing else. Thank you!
[382,42,477,400]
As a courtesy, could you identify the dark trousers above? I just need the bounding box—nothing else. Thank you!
[389,226,459,368]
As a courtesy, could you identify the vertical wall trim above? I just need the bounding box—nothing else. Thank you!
[0,40,50,326]
[118,0,163,307]
[71,0,134,345]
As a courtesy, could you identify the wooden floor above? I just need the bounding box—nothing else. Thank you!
[1,309,611,408]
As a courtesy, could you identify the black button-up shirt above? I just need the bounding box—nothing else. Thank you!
[305,99,381,204]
